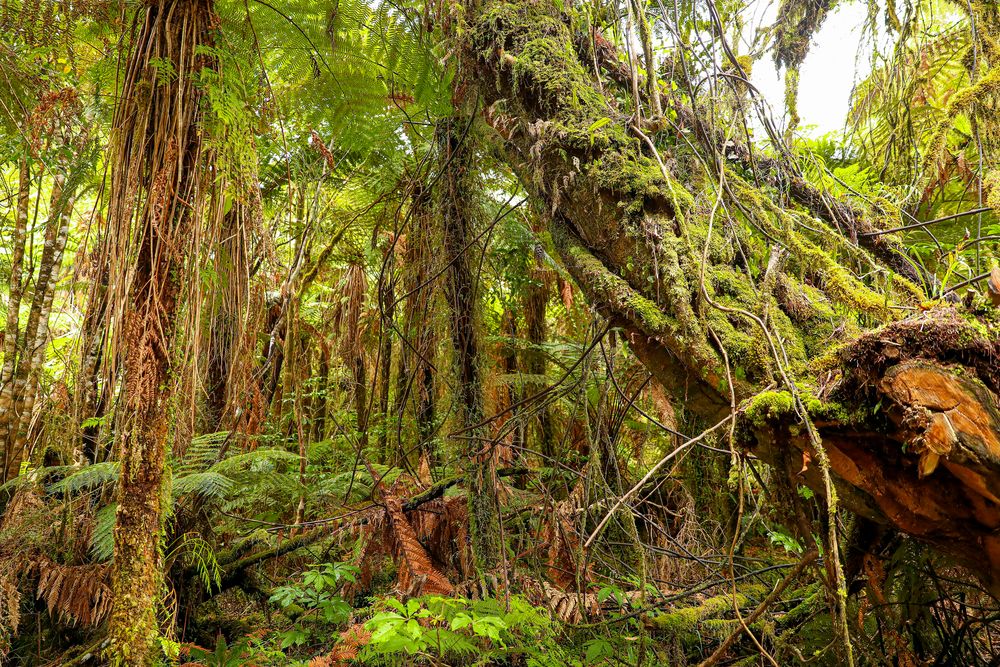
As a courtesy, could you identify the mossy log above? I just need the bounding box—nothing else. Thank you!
[647,584,767,635]
[460,0,1000,596]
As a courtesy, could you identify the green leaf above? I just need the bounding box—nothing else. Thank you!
[587,117,612,145]
[584,638,614,663]
[450,613,473,631]
[49,462,119,495]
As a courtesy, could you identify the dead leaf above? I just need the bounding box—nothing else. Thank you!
[798,450,812,476]
[988,267,1000,306]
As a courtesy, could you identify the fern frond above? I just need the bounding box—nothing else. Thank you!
[166,533,222,593]
[48,462,119,496]
[209,448,301,475]
[173,431,230,476]
[171,472,234,501]
[89,504,116,562]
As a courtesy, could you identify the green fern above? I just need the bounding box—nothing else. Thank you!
[90,503,116,562]
[171,472,234,501]
[167,532,223,593]
[48,462,119,496]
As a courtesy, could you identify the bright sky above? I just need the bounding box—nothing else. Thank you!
[748,1,874,136]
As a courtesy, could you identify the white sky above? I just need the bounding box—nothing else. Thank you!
[748,0,874,136]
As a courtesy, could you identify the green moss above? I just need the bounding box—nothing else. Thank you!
[557,227,679,335]
[801,392,865,425]
[745,390,795,426]
[649,585,766,635]
[728,177,894,318]
[510,37,605,117]
[589,149,693,224]
[475,1,608,123]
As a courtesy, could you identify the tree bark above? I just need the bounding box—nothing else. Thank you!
[5,169,76,474]
[0,158,30,481]
[461,0,1000,596]
[0,128,81,481]
[523,260,553,459]
[105,1,214,663]
[376,252,395,459]
[436,118,502,576]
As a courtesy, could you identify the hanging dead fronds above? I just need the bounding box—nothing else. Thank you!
[332,262,369,362]
[540,484,590,590]
[409,494,472,581]
[383,489,454,597]
[100,0,220,661]
[34,557,111,628]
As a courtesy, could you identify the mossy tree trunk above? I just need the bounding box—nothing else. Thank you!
[0,158,30,482]
[394,186,439,465]
[0,115,87,480]
[436,118,503,577]
[105,0,215,663]
[460,0,1000,595]
[523,258,554,459]
[377,245,396,459]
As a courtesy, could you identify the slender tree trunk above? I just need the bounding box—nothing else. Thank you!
[0,158,30,481]
[352,355,368,447]
[500,308,523,462]
[437,118,502,576]
[6,177,75,475]
[106,1,214,662]
[523,262,553,460]
[78,258,110,464]
[0,145,77,480]
[312,343,330,442]
[377,263,395,459]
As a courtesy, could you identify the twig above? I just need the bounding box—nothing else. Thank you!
[583,413,733,549]
[859,207,992,237]
[698,550,819,667]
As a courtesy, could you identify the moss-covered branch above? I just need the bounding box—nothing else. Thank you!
[460,0,1000,595]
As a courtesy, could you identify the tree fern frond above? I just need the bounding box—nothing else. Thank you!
[209,448,301,475]
[174,431,230,476]
[316,464,404,502]
[166,533,222,593]
[171,472,234,501]
[89,504,116,562]
[48,463,119,496]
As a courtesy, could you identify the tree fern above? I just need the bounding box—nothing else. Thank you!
[173,431,231,477]
[89,503,116,562]
[48,462,119,496]
[166,532,222,593]
[171,472,234,501]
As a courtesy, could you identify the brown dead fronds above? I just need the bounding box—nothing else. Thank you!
[383,489,454,597]
[34,557,111,628]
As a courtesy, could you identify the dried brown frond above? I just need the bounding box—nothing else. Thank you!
[351,509,391,594]
[332,263,368,362]
[383,490,453,597]
[416,452,433,487]
[34,556,111,627]
[518,574,646,624]
[409,495,472,581]
[557,276,573,311]
[0,578,20,657]
[313,623,371,666]
[538,483,590,590]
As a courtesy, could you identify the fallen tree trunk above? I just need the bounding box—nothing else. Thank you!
[459,0,1000,596]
